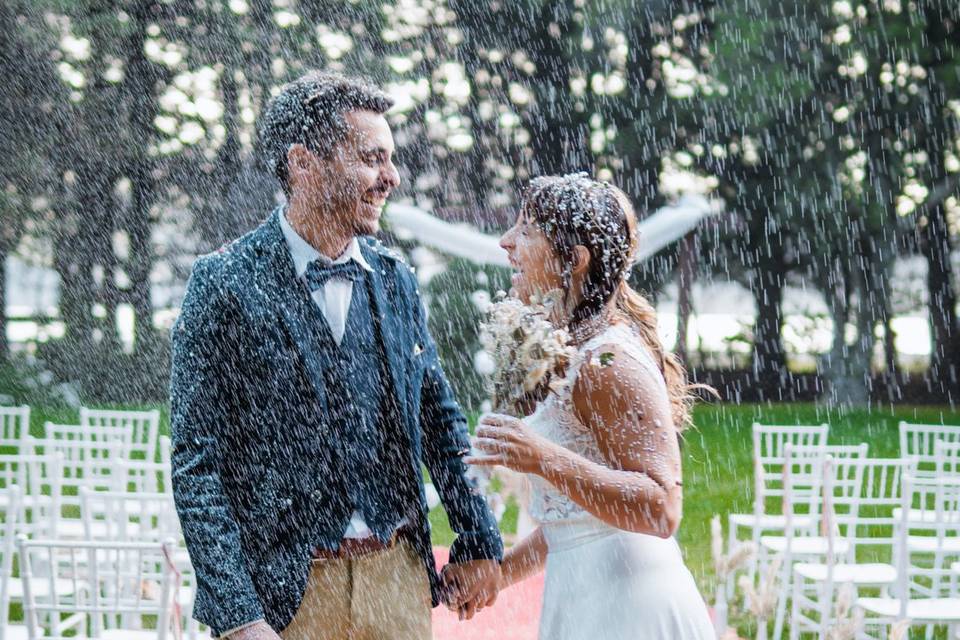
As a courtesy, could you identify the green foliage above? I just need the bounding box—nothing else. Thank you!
[426,258,511,412]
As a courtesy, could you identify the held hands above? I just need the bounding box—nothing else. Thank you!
[464,413,555,475]
[226,621,281,640]
[440,559,501,621]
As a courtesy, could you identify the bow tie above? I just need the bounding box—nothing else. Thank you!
[304,259,366,291]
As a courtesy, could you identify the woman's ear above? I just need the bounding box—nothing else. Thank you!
[572,245,591,276]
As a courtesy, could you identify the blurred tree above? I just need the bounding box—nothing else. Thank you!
[0,0,70,363]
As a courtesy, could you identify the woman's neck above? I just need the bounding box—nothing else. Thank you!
[568,300,619,344]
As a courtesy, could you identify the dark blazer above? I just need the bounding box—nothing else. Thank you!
[170,211,503,636]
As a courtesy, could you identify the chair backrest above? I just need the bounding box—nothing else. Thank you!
[0,452,64,537]
[115,435,173,494]
[80,408,160,464]
[0,485,21,629]
[824,456,913,561]
[32,432,124,509]
[893,475,960,609]
[16,535,178,640]
[80,488,181,543]
[899,422,960,477]
[935,439,960,478]
[0,405,31,450]
[751,423,829,515]
[780,443,830,537]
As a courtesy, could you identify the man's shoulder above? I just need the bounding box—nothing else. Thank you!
[358,236,417,281]
[193,226,265,278]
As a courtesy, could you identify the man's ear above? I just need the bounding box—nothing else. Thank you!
[286,143,313,189]
[572,245,591,276]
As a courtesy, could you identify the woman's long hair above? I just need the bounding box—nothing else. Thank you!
[521,174,704,431]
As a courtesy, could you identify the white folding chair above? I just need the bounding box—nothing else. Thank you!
[0,452,64,538]
[857,476,960,639]
[78,488,204,636]
[115,436,173,495]
[0,485,27,640]
[31,432,124,539]
[727,423,829,597]
[17,536,180,640]
[757,443,839,640]
[902,472,960,599]
[900,422,960,479]
[0,406,31,451]
[80,408,160,465]
[936,440,960,478]
[788,453,907,639]
[79,488,180,543]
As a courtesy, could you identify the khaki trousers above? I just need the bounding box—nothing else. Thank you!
[280,540,432,640]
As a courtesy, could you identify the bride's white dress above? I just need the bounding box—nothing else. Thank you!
[525,323,714,640]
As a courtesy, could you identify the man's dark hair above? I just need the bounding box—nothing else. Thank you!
[258,71,394,195]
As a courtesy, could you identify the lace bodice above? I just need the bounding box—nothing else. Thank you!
[525,322,667,524]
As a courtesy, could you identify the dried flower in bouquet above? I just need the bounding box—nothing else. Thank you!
[470,290,576,520]
[711,515,754,638]
[739,555,782,640]
[826,583,863,640]
[713,515,755,581]
[477,290,576,417]
[888,619,910,640]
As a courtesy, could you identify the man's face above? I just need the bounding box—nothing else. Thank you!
[295,110,401,236]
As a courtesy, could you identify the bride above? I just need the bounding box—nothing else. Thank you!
[464,173,714,639]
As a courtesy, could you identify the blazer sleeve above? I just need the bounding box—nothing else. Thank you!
[407,267,504,564]
[170,256,266,636]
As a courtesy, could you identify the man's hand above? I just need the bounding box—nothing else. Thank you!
[440,559,501,621]
[226,621,280,640]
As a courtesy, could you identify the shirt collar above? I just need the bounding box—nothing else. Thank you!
[277,208,373,278]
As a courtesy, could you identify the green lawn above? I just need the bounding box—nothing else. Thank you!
[23,402,958,598]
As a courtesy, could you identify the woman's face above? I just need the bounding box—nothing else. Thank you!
[498,208,565,303]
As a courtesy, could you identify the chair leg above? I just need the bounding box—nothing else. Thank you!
[773,555,791,640]
[727,516,738,600]
[788,571,801,640]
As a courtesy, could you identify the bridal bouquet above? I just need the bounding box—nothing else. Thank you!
[477,290,576,418]
[469,291,575,523]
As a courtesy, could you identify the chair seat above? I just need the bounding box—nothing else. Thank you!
[0,493,51,508]
[894,507,960,524]
[794,561,896,584]
[102,629,162,640]
[56,517,142,539]
[907,535,960,554]
[2,624,28,640]
[7,576,78,599]
[760,535,849,556]
[730,512,813,530]
[858,596,960,621]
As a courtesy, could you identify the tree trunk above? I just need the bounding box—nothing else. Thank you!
[823,253,870,407]
[751,223,788,400]
[922,202,960,395]
[0,243,7,363]
[676,232,695,365]
[124,0,161,355]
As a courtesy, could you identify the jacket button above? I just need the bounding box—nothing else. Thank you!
[311,489,323,502]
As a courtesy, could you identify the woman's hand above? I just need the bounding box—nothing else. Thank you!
[465,413,556,475]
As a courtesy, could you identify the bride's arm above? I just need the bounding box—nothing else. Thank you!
[499,527,547,589]
[470,343,683,538]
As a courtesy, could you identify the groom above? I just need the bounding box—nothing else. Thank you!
[170,71,502,640]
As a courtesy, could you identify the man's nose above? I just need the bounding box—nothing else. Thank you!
[383,161,400,189]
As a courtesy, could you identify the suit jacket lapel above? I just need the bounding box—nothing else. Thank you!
[252,211,330,413]
[360,244,408,419]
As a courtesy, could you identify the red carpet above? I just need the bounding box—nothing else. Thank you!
[432,547,543,640]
